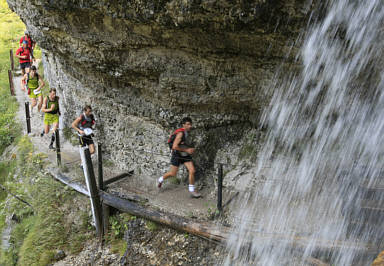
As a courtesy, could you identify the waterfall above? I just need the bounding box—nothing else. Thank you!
[224,0,384,265]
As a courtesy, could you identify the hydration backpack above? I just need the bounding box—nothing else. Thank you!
[167,128,186,150]
[79,113,95,129]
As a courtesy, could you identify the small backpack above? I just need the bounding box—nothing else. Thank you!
[167,128,185,150]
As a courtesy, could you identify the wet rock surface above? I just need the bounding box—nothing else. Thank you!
[7,0,314,182]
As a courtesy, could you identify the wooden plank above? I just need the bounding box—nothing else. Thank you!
[47,168,380,257]
[48,168,89,196]
[113,192,147,203]
[99,190,380,256]
[103,170,134,187]
[99,190,229,242]
[48,169,146,203]
[0,184,33,209]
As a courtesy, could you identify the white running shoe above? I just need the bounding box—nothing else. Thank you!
[157,177,163,188]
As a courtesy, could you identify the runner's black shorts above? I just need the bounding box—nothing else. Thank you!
[171,151,192,167]
[20,62,30,69]
[79,135,94,147]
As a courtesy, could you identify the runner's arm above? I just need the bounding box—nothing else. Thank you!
[48,103,55,112]
[14,50,24,59]
[37,76,45,90]
[172,132,195,154]
[41,97,48,112]
[41,98,55,112]
[72,116,84,135]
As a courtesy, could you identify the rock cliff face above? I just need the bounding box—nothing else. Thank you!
[7,0,312,185]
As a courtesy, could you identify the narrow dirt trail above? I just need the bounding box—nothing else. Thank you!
[13,68,219,221]
[14,73,81,168]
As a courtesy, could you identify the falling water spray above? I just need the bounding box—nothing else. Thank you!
[224,0,384,265]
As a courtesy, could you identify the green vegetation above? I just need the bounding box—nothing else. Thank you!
[0,4,93,263]
[0,2,115,265]
[109,214,130,238]
[0,0,23,155]
[0,0,48,224]
[0,136,93,265]
[107,213,161,256]
[0,1,24,259]
[0,1,24,50]
[107,213,133,256]
[0,1,47,154]
[145,220,158,231]
[110,238,127,257]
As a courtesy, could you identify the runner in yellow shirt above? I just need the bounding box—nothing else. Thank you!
[21,65,44,116]
[41,88,60,149]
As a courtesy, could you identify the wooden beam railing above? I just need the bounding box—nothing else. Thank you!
[103,170,134,187]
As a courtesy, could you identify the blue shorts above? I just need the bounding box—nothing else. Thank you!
[20,62,30,69]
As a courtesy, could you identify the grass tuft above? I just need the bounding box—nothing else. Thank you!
[145,220,159,231]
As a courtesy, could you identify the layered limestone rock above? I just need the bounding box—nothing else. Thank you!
[7,0,312,185]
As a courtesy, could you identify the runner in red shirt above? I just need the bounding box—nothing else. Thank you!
[15,41,31,76]
[19,30,35,61]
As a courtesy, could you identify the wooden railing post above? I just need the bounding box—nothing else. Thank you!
[80,147,103,238]
[102,203,109,236]
[25,102,31,134]
[55,129,61,166]
[217,163,223,212]
[8,70,15,96]
[98,142,103,191]
[10,49,14,71]
[97,142,109,235]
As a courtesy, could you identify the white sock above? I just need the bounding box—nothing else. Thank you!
[188,185,195,192]
[158,176,164,183]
